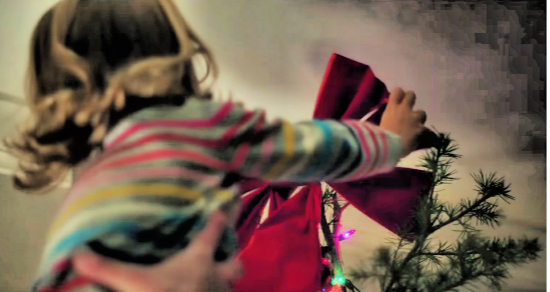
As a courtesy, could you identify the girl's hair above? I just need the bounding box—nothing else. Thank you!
[4,0,218,193]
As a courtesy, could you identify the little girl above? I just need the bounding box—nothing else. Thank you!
[6,0,427,291]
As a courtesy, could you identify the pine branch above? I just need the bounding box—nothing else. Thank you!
[431,172,512,232]
[433,270,491,292]
[345,131,457,290]
[350,129,542,292]
[383,234,428,291]
[417,252,478,256]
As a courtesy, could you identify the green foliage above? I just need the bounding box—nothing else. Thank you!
[346,129,543,292]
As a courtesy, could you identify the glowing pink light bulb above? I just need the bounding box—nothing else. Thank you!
[338,229,356,241]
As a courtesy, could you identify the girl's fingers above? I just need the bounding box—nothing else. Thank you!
[73,252,154,292]
[414,110,427,124]
[389,88,406,105]
[185,212,228,258]
[404,91,416,109]
[216,255,244,282]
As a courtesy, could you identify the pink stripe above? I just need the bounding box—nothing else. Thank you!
[88,115,254,177]
[377,128,388,168]
[105,113,254,158]
[344,121,372,180]
[38,261,91,292]
[52,259,70,272]
[85,104,254,182]
[219,111,257,143]
[97,108,256,168]
[365,125,380,173]
[231,112,267,171]
[92,132,223,172]
[76,167,217,191]
[111,133,223,153]
[81,149,227,182]
[231,144,250,170]
[78,149,229,183]
[38,276,90,292]
[105,102,234,148]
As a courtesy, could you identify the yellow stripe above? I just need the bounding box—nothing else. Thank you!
[214,189,234,202]
[264,120,295,180]
[49,184,202,236]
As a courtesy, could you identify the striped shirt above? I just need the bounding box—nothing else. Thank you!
[32,97,403,292]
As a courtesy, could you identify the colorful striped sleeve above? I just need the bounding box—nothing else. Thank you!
[224,106,404,183]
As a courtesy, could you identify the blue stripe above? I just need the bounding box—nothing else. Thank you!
[300,120,333,179]
[45,212,200,269]
[47,222,141,262]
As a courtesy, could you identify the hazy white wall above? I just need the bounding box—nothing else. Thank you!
[0,1,544,291]
[0,0,60,97]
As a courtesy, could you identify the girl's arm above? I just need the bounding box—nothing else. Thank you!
[224,106,403,183]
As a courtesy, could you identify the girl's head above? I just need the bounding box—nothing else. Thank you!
[5,0,218,192]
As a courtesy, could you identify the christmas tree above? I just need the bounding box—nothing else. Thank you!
[321,129,543,292]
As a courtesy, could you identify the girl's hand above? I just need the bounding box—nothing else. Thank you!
[380,88,427,157]
[73,212,243,292]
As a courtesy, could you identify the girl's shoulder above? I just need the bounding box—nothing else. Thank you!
[127,97,229,122]
[103,97,251,146]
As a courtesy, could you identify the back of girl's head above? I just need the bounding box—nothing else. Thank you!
[5,0,218,193]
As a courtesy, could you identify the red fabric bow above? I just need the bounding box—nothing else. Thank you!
[232,54,435,292]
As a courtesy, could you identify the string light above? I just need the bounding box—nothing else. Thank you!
[322,258,330,265]
[338,229,356,241]
[330,276,346,286]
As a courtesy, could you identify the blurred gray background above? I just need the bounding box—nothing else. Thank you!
[0,1,545,291]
